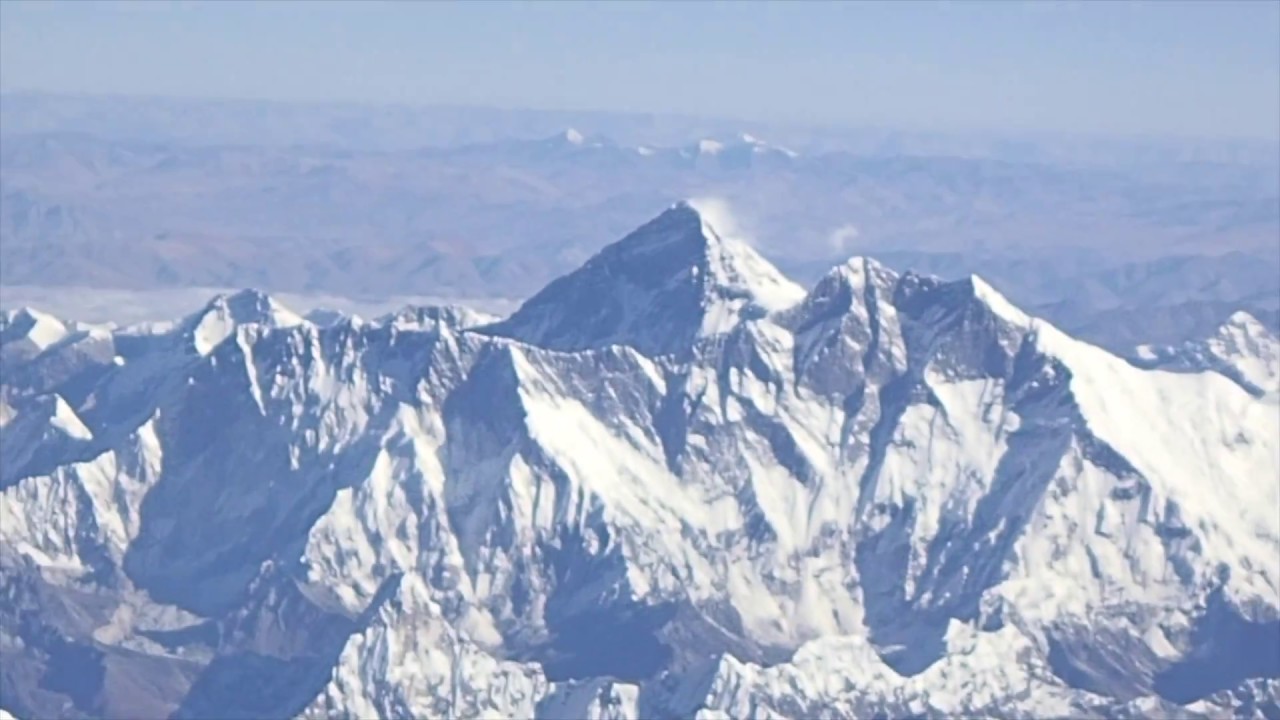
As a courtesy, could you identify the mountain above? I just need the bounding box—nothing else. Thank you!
[5,123,1277,331]
[1,203,1277,719]
[435,130,802,174]
[1042,300,1280,355]
[10,91,1279,168]
[675,134,800,170]
[483,201,805,356]
[1,307,76,356]
[1131,311,1280,399]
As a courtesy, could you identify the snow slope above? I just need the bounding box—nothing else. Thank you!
[1,202,1277,719]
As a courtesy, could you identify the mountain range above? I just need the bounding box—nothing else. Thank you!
[4,93,1278,357]
[1,202,1277,719]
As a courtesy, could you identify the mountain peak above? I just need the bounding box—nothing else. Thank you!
[1210,309,1279,395]
[0,306,69,351]
[696,139,725,155]
[205,288,303,324]
[183,289,306,355]
[967,274,1033,328]
[539,127,610,150]
[791,256,897,324]
[381,304,497,332]
[1222,310,1268,336]
[831,255,894,282]
[4,214,1280,717]
[736,132,798,158]
[482,201,803,357]
[677,197,737,240]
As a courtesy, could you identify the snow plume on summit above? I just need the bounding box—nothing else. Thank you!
[685,196,751,246]
[482,200,804,357]
[827,223,862,253]
[2,204,1278,719]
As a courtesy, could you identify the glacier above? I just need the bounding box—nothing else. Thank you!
[1,201,1278,719]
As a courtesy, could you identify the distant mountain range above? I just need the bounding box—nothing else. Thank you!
[6,91,1279,165]
[3,96,1278,355]
[2,203,1277,718]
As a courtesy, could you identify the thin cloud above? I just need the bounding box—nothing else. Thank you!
[686,196,758,247]
[827,223,861,254]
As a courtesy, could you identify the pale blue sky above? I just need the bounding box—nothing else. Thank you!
[2,0,1277,141]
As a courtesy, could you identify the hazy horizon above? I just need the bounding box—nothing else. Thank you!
[3,0,1278,143]
[5,87,1280,151]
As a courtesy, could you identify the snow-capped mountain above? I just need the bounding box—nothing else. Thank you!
[483,201,804,357]
[1,307,74,355]
[440,130,801,173]
[1131,310,1280,400]
[2,203,1277,719]
[674,134,800,170]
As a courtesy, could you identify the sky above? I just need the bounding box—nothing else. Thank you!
[1,0,1278,141]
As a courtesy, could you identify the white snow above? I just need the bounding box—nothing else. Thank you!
[186,290,307,355]
[488,200,803,357]
[697,139,724,155]
[970,274,1033,327]
[687,198,806,314]
[4,307,70,351]
[3,205,1277,719]
[47,395,93,441]
[1131,309,1280,399]
[687,622,1097,718]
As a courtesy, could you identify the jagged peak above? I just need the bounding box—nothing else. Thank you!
[782,259,1064,392]
[560,200,793,294]
[1219,310,1273,340]
[1226,310,1262,327]
[1128,309,1279,399]
[183,289,307,355]
[891,269,1037,327]
[381,304,497,332]
[599,200,802,309]
[481,201,802,357]
[198,288,301,323]
[967,274,1033,328]
[0,306,70,351]
[790,259,1050,361]
[787,257,897,329]
[1210,310,1278,363]
[828,256,896,285]
[4,306,59,325]
[963,276,1108,369]
[5,219,1280,718]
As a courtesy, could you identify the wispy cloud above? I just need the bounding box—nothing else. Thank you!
[686,196,757,247]
[827,223,860,254]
